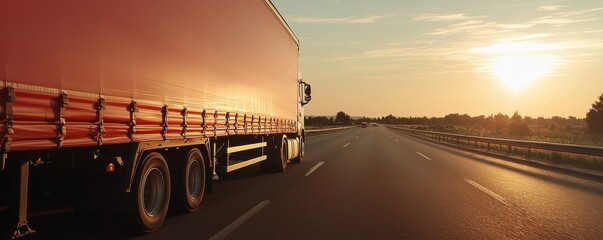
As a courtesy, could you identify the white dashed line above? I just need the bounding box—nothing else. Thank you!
[465,179,510,206]
[305,161,325,176]
[209,200,271,240]
[394,139,399,142]
[416,152,432,161]
[343,143,350,148]
[355,136,359,139]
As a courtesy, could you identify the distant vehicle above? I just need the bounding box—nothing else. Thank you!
[370,123,379,127]
[361,122,368,128]
[0,0,311,237]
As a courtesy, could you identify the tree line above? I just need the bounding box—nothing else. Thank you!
[306,93,603,135]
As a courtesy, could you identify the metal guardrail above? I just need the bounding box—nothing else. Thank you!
[306,126,354,134]
[388,125,603,157]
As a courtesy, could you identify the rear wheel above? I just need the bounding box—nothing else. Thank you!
[176,148,206,212]
[134,152,171,233]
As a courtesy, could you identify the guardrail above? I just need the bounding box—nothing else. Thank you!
[306,126,355,135]
[387,125,603,157]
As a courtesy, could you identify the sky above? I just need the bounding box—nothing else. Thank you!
[271,0,603,118]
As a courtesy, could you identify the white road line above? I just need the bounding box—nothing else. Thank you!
[209,200,271,240]
[465,179,510,206]
[394,139,399,142]
[415,152,432,161]
[388,136,391,138]
[305,161,325,176]
[343,143,350,148]
[355,136,359,139]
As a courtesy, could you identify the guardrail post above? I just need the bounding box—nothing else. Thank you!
[487,143,490,152]
[508,145,512,155]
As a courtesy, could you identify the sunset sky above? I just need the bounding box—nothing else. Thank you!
[272,0,603,118]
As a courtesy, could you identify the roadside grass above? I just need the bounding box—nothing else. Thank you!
[393,125,603,173]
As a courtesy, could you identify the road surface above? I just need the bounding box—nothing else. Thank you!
[6,126,603,239]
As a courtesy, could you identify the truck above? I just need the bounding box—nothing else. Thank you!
[0,0,311,238]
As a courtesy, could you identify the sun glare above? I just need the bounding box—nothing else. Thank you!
[490,55,558,90]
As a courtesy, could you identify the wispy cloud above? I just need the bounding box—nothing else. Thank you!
[288,15,388,23]
[412,13,483,22]
[530,8,603,26]
[469,42,568,54]
[499,33,552,42]
[538,5,564,11]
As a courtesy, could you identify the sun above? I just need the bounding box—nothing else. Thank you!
[489,55,558,90]
[490,55,557,90]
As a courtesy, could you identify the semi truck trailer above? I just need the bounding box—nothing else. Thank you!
[0,0,311,238]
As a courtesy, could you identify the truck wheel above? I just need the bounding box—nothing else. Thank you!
[134,152,171,233]
[275,135,288,172]
[177,148,206,213]
[291,136,304,164]
[260,135,287,172]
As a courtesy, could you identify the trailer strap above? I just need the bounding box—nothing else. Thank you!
[96,97,106,145]
[56,91,69,149]
[128,100,138,141]
[3,86,15,154]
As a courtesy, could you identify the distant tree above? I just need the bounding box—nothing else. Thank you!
[586,93,603,134]
[383,114,396,124]
[493,113,509,133]
[305,116,333,126]
[334,111,352,125]
[508,111,530,136]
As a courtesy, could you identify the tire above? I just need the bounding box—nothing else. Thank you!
[176,148,206,213]
[274,135,288,172]
[260,135,287,172]
[133,152,171,233]
[291,136,304,164]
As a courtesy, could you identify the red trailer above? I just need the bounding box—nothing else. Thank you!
[0,0,311,237]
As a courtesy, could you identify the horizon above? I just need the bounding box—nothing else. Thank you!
[272,0,603,118]
[306,112,587,120]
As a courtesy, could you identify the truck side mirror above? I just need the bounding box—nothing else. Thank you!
[303,84,312,104]
[304,84,311,95]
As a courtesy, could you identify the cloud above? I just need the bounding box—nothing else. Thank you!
[412,13,483,22]
[530,8,603,26]
[288,15,387,23]
[499,33,553,43]
[538,5,564,11]
[469,42,567,54]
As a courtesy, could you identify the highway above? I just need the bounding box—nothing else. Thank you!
[7,126,603,239]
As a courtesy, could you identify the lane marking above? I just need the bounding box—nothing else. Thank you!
[388,136,391,138]
[465,179,510,206]
[415,152,432,161]
[209,200,271,240]
[343,143,350,148]
[394,139,399,142]
[355,136,359,139]
[305,161,325,176]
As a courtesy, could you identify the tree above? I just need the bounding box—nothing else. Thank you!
[493,113,509,133]
[586,93,603,134]
[508,111,530,136]
[334,111,352,125]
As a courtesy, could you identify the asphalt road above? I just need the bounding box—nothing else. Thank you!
[7,126,603,239]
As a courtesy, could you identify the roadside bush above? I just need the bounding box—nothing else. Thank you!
[509,121,531,136]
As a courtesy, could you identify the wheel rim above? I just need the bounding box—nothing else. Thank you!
[301,138,305,157]
[187,159,202,199]
[143,168,166,217]
[281,140,287,167]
